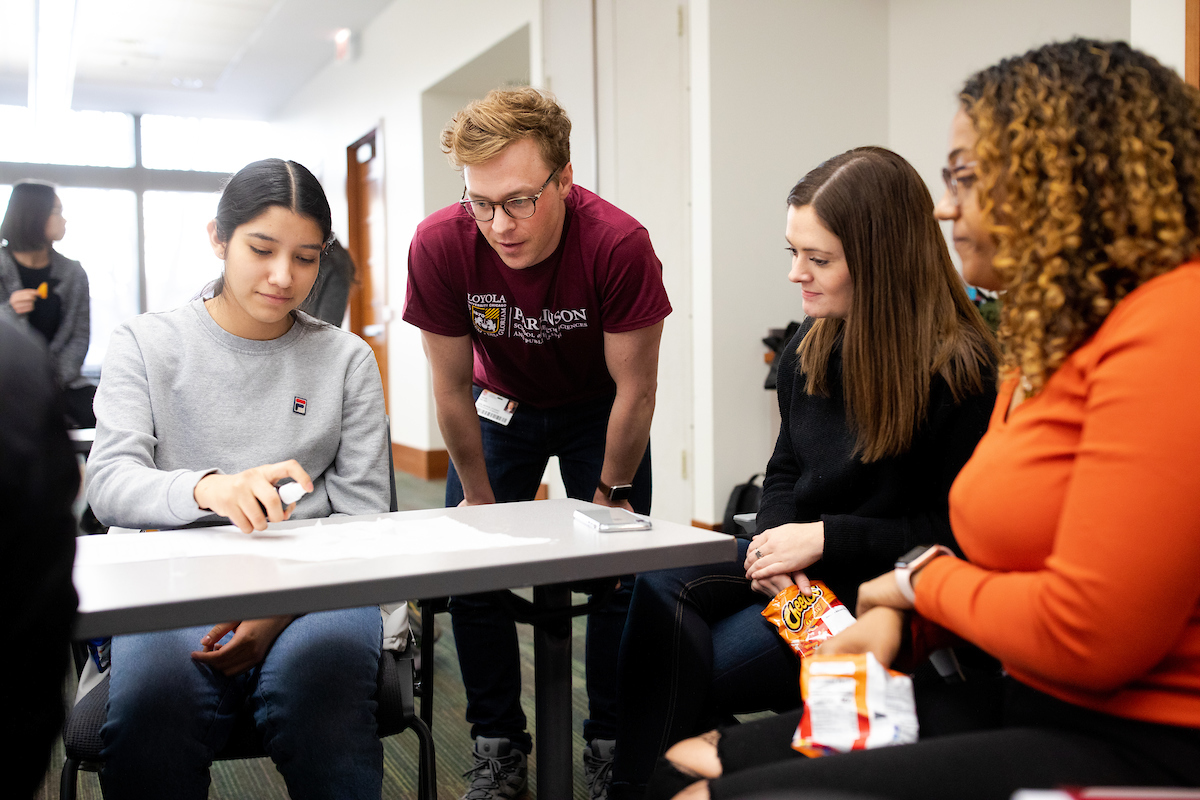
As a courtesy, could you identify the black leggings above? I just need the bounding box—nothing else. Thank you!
[697,679,1200,800]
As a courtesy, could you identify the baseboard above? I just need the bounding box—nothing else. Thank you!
[391,443,449,480]
[691,519,722,532]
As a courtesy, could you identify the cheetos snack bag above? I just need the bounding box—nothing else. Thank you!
[791,652,919,757]
[761,581,856,659]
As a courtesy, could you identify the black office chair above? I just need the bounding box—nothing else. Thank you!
[61,422,436,799]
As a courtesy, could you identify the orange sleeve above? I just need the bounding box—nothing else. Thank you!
[916,273,1200,693]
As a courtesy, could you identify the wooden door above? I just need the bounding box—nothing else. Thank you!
[346,130,389,409]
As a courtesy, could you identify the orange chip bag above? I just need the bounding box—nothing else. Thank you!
[761,581,856,659]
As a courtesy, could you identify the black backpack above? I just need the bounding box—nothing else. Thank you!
[722,474,762,536]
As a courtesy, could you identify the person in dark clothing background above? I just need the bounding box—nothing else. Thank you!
[0,182,95,427]
[0,318,80,798]
[299,238,357,326]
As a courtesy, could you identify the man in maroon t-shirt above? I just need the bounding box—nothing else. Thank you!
[403,87,670,800]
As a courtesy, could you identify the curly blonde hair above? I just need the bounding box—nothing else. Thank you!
[441,87,571,171]
[962,39,1200,392]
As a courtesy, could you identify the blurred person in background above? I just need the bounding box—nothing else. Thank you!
[0,181,95,427]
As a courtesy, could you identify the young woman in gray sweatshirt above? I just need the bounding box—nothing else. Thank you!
[86,158,391,800]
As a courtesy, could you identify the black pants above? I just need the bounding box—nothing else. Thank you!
[446,389,652,750]
[699,679,1200,800]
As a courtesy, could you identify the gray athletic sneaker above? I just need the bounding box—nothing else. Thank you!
[461,737,528,800]
[583,738,616,800]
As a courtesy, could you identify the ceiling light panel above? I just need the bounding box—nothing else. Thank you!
[72,0,276,90]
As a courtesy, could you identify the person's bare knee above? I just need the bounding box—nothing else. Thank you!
[664,730,722,779]
[673,779,711,800]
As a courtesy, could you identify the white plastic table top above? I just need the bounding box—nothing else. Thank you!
[72,498,736,639]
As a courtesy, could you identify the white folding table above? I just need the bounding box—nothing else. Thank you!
[72,498,736,798]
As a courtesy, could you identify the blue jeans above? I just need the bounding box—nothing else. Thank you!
[611,539,800,797]
[101,607,384,800]
[446,387,652,750]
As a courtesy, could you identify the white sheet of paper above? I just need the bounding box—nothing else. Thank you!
[77,516,551,566]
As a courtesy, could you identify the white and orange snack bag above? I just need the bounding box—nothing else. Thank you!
[791,652,919,757]
[761,582,857,660]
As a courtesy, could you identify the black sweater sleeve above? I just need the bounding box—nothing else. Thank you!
[757,320,814,533]
[755,317,997,586]
[819,376,996,574]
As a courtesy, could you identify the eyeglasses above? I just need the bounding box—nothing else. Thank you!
[460,167,561,222]
[941,162,978,206]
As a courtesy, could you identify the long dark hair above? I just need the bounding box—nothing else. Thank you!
[789,146,997,462]
[1,181,58,251]
[208,158,333,320]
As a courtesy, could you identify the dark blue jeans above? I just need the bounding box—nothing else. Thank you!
[102,608,384,800]
[446,387,652,750]
[611,538,800,797]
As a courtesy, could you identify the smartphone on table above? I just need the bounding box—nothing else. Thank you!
[573,507,653,532]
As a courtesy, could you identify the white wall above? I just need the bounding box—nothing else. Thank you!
[268,0,1186,526]
[692,0,890,524]
[1132,0,1187,75]
[887,0,1131,243]
[591,0,693,522]
[272,1,539,453]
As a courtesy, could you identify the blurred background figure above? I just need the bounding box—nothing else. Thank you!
[0,317,80,798]
[0,181,96,427]
[300,238,357,326]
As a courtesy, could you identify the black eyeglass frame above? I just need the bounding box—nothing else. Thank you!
[459,166,562,222]
[941,161,979,206]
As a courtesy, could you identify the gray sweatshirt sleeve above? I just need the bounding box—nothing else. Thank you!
[0,251,27,328]
[86,324,217,529]
[50,257,91,388]
[324,347,390,515]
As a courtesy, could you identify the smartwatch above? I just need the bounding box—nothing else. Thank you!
[894,544,954,604]
[597,479,634,502]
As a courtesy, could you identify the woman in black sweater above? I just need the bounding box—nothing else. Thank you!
[609,147,998,800]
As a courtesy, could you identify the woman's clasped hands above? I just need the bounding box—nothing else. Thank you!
[743,521,825,597]
[193,459,313,533]
[191,615,297,676]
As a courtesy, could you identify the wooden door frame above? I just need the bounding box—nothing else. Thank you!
[346,130,376,336]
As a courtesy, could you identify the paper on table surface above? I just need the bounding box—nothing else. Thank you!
[76,516,552,566]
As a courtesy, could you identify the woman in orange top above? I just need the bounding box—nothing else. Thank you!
[649,38,1200,800]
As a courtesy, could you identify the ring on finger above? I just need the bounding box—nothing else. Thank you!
[755,548,763,559]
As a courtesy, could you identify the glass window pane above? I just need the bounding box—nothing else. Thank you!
[143,190,223,314]
[0,105,135,167]
[53,187,140,374]
[141,115,277,173]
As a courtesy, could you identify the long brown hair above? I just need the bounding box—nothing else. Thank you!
[961,39,1200,393]
[790,147,997,462]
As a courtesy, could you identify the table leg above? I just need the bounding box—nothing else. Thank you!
[533,583,573,798]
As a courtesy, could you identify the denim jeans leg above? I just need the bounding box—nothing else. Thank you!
[709,602,802,714]
[551,393,651,742]
[253,607,384,800]
[447,387,550,751]
[102,626,246,800]
[611,554,761,796]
